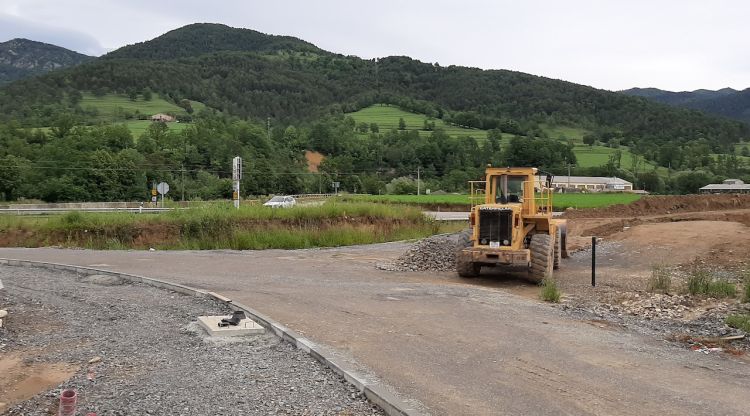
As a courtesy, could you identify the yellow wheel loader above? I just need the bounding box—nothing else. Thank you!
[456,167,568,281]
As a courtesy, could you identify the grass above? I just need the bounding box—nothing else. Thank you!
[743,271,750,303]
[540,279,561,303]
[349,104,489,140]
[647,265,672,293]
[686,268,737,298]
[725,314,750,333]
[342,192,641,211]
[0,202,459,250]
[80,93,206,120]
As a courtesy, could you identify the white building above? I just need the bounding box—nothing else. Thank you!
[699,179,750,194]
[537,175,633,192]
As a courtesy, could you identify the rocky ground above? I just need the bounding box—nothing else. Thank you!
[383,231,750,355]
[0,265,383,415]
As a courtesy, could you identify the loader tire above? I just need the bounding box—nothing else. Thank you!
[559,222,569,259]
[529,233,553,283]
[553,228,562,270]
[456,229,480,277]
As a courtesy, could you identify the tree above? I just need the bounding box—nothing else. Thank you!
[582,134,596,146]
[742,146,750,157]
[356,122,369,133]
[398,117,406,130]
[369,122,379,133]
[127,89,138,101]
[142,87,153,101]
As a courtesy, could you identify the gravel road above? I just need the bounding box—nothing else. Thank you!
[0,265,383,415]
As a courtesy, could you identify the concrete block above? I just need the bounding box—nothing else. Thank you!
[197,315,264,337]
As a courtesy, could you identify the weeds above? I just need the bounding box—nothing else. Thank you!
[725,314,750,333]
[687,268,736,298]
[743,271,750,303]
[540,279,561,303]
[0,201,455,250]
[647,265,671,293]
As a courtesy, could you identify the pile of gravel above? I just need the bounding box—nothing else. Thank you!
[378,230,468,272]
[0,265,384,416]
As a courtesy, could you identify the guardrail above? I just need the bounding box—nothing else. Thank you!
[0,207,174,215]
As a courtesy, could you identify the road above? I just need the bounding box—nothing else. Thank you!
[1,245,748,415]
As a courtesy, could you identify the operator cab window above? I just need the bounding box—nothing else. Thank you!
[495,175,525,204]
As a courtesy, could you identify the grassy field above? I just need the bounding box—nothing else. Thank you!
[80,93,206,119]
[349,105,489,140]
[0,202,463,250]
[342,193,641,210]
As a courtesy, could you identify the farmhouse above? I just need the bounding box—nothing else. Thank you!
[537,175,633,192]
[151,113,175,122]
[699,179,750,194]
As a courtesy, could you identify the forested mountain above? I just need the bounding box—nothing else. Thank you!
[106,23,324,60]
[0,38,93,85]
[1,23,747,147]
[621,87,750,124]
[1,23,749,202]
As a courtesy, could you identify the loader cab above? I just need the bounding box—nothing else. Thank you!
[494,174,526,204]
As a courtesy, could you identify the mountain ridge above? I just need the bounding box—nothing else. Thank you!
[0,38,93,85]
[621,86,750,123]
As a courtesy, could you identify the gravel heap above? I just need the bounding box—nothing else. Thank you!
[0,265,383,416]
[377,231,467,272]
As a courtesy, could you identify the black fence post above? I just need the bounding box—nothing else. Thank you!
[591,236,597,287]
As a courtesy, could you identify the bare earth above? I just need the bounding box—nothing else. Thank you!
[2,210,750,415]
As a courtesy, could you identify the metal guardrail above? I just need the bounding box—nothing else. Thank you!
[0,207,174,215]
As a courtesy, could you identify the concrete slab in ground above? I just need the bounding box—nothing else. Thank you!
[197,316,264,337]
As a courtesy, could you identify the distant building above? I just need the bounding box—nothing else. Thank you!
[699,179,750,194]
[537,175,633,192]
[151,113,175,122]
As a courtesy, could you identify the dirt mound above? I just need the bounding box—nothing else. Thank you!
[563,194,750,219]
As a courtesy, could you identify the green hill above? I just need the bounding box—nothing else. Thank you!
[349,104,486,139]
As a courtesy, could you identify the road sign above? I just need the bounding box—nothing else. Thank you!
[151,189,157,197]
[157,182,170,195]
[151,196,157,203]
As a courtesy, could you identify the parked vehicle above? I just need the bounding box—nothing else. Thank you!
[263,195,296,208]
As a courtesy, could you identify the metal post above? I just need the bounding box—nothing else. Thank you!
[417,166,421,196]
[591,236,597,287]
[234,180,240,209]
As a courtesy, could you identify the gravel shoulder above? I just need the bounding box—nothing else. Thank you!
[0,265,383,416]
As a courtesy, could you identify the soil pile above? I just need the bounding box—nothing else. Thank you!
[564,194,750,219]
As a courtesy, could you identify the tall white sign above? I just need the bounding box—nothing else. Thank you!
[232,157,242,209]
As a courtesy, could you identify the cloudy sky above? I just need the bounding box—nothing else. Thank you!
[0,0,746,92]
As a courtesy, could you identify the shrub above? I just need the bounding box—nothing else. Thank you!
[540,279,561,303]
[687,268,736,298]
[725,314,750,333]
[647,265,671,293]
[743,271,750,303]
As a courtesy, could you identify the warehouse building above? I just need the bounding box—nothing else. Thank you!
[537,175,633,192]
[699,179,750,194]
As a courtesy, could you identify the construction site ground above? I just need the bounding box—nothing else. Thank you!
[1,194,750,415]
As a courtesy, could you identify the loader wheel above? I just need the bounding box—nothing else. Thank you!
[553,228,561,270]
[529,233,553,283]
[559,222,569,259]
[456,229,480,277]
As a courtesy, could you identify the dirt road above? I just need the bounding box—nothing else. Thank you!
[2,234,748,415]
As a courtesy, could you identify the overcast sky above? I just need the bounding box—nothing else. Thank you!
[0,0,746,92]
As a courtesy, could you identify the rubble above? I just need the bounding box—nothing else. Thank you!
[377,231,466,272]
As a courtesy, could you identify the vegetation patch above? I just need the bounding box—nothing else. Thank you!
[686,269,737,298]
[540,279,561,303]
[342,193,641,211]
[0,202,452,250]
[647,265,672,293]
[725,314,750,333]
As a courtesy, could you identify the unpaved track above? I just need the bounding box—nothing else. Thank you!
[1,245,748,416]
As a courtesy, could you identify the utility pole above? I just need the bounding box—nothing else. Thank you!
[267,117,271,142]
[232,156,242,209]
[567,160,572,190]
[181,164,185,202]
[417,166,421,195]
